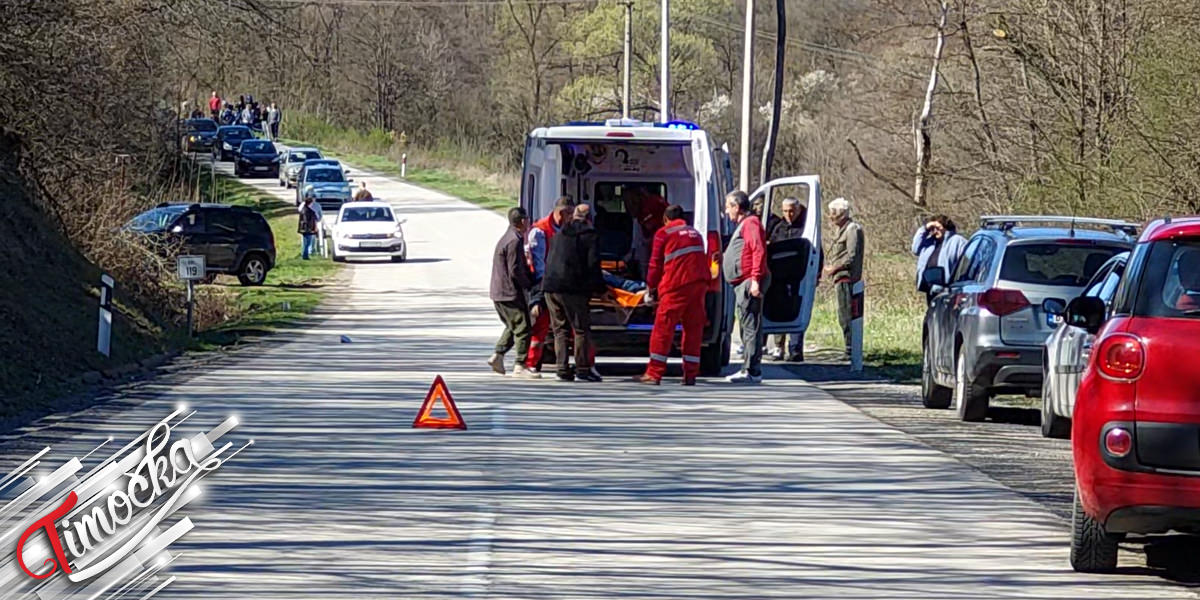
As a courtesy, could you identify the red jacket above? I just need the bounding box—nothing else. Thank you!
[723,214,768,285]
[208,96,221,112]
[647,219,710,294]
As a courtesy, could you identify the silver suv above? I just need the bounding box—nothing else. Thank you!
[920,216,1136,421]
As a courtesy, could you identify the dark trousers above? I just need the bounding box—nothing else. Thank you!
[545,292,592,376]
[493,300,531,362]
[836,280,853,358]
[735,277,769,376]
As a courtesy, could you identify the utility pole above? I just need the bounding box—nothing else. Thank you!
[759,0,785,184]
[738,0,755,190]
[660,0,670,123]
[622,0,633,119]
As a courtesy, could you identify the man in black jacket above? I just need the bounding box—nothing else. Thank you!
[542,204,605,382]
[488,207,539,379]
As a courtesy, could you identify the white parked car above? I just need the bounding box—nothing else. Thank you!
[331,201,407,263]
[1040,251,1129,438]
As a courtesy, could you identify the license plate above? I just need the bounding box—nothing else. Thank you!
[360,241,385,248]
[254,166,269,171]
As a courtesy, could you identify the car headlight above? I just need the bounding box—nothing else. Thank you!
[392,228,404,239]
[223,142,232,150]
[189,135,198,141]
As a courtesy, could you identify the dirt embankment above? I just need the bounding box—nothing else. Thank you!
[0,132,166,422]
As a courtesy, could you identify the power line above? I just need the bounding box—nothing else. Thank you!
[261,0,596,5]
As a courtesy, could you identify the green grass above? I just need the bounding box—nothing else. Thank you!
[196,173,340,342]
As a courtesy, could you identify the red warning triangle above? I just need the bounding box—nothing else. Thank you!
[413,375,467,430]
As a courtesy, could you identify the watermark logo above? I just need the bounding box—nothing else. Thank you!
[0,406,250,599]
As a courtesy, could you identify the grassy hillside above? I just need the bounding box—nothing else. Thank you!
[0,137,168,417]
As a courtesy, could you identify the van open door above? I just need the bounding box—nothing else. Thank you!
[748,175,822,335]
[519,134,561,218]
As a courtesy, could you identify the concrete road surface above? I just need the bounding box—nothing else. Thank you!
[0,155,1192,599]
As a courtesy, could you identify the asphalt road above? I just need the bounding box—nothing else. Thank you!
[0,155,1194,598]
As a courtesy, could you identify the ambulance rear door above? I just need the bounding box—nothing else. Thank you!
[519,133,561,218]
[748,175,822,335]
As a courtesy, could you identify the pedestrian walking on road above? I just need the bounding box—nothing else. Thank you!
[267,102,282,140]
[635,205,710,386]
[524,196,575,372]
[824,198,865,360]
[912,214,966,302]
[240,104,254,127]
[298,196,321,260]
[723,191,771,384]
[208,91,222,120]
[543,204,605,383]
[767,197,811,362]
[489,207,539,379]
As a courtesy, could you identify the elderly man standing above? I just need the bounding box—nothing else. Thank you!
[767,197,810,362]
[823,198,865,360]
[543,204,605,383]
[723,191,771,384]
[489,207,539,379]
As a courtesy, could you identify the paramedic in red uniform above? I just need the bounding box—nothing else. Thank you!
[525,196,576,372]
[635,204,711,386]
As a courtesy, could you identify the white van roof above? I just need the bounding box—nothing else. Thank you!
[532,118,704,142]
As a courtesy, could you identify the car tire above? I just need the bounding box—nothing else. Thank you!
[332,254,346,263]
[954,346,989,422]
[237,254,269,286]
[921,336,952,409]
[1041,375,1071,439]
[700,335,731,377]
[1070,487,1120,573]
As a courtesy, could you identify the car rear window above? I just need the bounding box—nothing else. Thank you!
[999,243,1124,286]
[1133,240,1200,319]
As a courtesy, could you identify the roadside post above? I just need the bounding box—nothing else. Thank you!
[401,153,407,178]
[177,255,206,337]
[850,280,864,372]
[97,273,114,357]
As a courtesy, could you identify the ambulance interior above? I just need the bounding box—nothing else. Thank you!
[529,141,709,328]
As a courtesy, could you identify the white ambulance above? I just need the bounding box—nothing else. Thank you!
[520,118,822,375]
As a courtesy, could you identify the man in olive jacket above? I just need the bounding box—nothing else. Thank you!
[823,198,864,360]
[542,204,605,382]
[489,207,539,378]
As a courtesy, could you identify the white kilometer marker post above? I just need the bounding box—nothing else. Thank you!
[177,255,206,337]
[97,274,114,357]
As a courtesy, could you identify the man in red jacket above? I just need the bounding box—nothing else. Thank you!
[634,205,711,386]
[208,91,222,119]
[722,190,771,383]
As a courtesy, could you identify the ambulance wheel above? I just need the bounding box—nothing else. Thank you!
[700,337,730,377]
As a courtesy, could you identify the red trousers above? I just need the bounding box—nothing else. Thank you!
[644,282,707,380]
[526,306,595,370]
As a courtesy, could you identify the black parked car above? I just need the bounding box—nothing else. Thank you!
[212,126,254,162]
[234,139,279,178]
[183,118,218,152]
[127,203,276,286]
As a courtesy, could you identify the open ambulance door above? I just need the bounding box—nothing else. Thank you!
[518,135,561,218]
[748,175,822,335]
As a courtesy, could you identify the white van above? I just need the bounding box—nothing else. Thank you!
[520,119,822,375]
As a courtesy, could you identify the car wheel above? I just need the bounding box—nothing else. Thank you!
[1041,375,1071,439]
[954,346,989,422]
[237,255,268,286]
[921,336,952,409]
[333,254,346,263]
[1070,487,1120,572]
[391,253,406,263]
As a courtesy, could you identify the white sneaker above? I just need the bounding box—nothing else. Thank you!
[724,371,763,384]
[487,353,505,375]
[512,364,541,379]
[735,345,744,356]
[768,348,784,360]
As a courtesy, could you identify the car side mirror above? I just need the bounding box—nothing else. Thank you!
[398,218,407,225]
[171,225,183,233]
[347,178,354,183]
[1042,298,1067,316]
[923,266,947,287]
[1065,296,1106,335]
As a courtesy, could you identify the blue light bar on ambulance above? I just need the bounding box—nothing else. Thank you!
[659,120,700,130]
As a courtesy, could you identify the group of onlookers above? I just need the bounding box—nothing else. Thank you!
[188,91,283,140]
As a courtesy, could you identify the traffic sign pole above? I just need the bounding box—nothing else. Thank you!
[186,279,195,337]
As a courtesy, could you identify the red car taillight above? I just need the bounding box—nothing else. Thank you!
[707,231,722,292]
[978,288,1030,316]
[1096,333,1145,381]
[1104,427,1133,457]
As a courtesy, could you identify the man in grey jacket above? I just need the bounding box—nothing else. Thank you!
[489,207,539,379]
[823,198,864,360]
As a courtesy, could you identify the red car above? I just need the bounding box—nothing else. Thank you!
[1068,216,1200,572]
